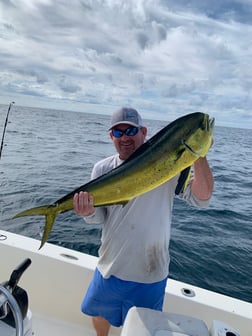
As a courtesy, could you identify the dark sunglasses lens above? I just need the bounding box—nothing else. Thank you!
[125,127,138,136]
[112,129,123,137]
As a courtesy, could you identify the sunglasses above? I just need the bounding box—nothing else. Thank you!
[111,126,139,138]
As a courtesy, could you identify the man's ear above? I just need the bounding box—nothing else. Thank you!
[141,127,147,138]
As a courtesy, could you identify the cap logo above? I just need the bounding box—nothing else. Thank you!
[126,111,137,120]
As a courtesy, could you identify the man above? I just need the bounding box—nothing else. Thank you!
[73,107,214,336]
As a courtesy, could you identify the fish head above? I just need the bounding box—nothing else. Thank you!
[182,113,215,158]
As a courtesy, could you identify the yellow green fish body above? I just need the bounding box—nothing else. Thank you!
[13,112,214,249]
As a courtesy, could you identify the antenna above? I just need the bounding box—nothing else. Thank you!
[0,102,15,160]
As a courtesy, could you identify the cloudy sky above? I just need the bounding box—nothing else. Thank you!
[1,0,252,128]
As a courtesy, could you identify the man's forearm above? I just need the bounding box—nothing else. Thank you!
[191,157,214,200]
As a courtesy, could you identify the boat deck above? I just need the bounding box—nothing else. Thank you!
[33,314,96,336]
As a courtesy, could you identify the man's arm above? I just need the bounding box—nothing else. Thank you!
[191,157,214,200]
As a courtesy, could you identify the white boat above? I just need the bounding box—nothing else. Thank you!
[0,229,251,336]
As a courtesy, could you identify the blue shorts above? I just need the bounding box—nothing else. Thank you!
[81,268,167,327]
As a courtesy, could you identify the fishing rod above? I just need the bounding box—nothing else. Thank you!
[0,102,15,160]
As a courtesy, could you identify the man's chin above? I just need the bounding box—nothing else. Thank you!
[120,149,134,160]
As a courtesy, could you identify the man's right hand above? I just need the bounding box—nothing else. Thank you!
[73,191,95,216]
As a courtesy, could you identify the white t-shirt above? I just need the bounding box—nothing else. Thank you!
[85,154,209,283]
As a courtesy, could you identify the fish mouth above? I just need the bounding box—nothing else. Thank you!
[202,115,215,132]
[207,117,215,131]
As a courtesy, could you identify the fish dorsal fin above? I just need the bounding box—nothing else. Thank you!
[175,166,191,195]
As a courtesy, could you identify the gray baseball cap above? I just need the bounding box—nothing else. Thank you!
[110,107,144,129]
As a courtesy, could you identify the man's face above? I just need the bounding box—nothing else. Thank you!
[110,123,147,160]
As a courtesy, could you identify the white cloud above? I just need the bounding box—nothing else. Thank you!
[0,0,252,128]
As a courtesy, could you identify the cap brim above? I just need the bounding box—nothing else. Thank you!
[109,121,141,130]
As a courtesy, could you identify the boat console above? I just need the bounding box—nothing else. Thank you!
[0,259,32,336]
[120,307,241,336]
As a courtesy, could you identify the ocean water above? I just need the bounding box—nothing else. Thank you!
[0,104,251,303]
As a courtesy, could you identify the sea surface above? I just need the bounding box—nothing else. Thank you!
[0,104,251,304]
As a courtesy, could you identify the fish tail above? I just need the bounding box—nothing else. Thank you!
[13,205,52,219]
[39,210,57,249]
[13,205,58,249]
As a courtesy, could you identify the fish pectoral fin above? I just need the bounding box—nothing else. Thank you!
[183,140,199,157]
[174,148,185,162]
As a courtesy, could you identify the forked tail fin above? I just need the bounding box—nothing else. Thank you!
[13,205,58,249]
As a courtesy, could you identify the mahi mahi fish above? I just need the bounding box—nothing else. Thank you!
[13,112,214,249]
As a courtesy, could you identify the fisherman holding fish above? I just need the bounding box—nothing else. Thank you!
[73,107,214,336]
